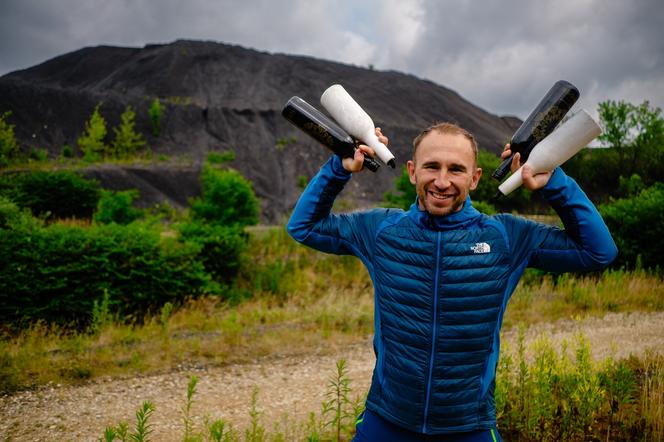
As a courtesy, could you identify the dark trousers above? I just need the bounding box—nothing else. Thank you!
[352,409,503,442]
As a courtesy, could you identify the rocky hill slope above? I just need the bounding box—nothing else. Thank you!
[0,40,521,221]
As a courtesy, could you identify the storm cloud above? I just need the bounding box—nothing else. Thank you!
[1,0,662,118]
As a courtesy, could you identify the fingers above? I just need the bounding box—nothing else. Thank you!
[500,143,511,160]
[521,165,536,188]
[357,143,376,158]
[342,144,376,173]
[510,152,521,173]
[521,165,553,190]
[342,151,363,172]
[375,127,389,146]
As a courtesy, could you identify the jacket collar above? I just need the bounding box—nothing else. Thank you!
[407,196,482,231]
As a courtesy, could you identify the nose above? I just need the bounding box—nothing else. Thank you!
[433,171,451,189]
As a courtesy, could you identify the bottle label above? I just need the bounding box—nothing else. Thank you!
[532,107,567,142]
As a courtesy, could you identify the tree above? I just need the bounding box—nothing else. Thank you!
[597,100,664,184]
[563,100,664,201]
[148,98,163,137]
[77,104,108,161]
[0,111,20,166]
[112,106,146,158]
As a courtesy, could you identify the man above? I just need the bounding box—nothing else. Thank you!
[287,123,617,441]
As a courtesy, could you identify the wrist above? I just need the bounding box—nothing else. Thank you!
[330,155,352,178]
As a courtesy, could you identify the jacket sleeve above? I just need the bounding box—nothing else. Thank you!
[497,167,618,273]
[286,155,392,262]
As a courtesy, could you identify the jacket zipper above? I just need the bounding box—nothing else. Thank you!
[422,231,441,433]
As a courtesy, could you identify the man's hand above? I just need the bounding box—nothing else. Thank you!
[342,128,388,172]
[500,144,552,190]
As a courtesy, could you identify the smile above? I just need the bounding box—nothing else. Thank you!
[428,190,455,201]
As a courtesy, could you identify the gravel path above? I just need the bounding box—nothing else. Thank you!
[2,311,664,442]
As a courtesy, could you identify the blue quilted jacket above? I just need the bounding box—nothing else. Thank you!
[287,156,617,435]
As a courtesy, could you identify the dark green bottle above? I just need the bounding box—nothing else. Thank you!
[492,80,580,181]
[281,96,380,172]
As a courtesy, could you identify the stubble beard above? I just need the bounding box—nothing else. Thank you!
[419,186,465,217]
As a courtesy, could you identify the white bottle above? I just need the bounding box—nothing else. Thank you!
[320,84,396,168]
[498,109,601,196]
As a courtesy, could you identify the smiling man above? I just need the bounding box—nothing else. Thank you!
[408,124,483,217]
[287,122,617,441]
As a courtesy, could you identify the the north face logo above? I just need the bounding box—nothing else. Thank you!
[470,242,491,254]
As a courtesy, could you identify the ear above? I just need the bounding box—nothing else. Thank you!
[469,167,482,191]
[407,160,417,185]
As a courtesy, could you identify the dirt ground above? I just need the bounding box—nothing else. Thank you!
[2,311,664,442]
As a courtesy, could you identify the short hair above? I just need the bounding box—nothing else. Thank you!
[412,122,479,165]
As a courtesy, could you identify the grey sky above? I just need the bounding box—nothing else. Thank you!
[1,0,662,119]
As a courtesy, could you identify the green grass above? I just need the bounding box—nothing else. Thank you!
[1,151,195,173]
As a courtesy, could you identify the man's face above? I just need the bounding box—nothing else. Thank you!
[407,131,482,217]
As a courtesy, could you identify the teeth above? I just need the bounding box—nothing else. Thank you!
[430,191,453,200]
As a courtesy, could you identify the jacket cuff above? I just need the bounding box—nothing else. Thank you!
[538,167,566,199]
[329,155,352,179]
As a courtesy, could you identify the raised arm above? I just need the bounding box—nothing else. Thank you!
[287,154,394,261]
[499,167,618,273]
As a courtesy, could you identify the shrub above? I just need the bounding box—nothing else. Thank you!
[148,98,163,137]
[599,183,664,270]
[94,189,142,225]
[0,196,42,231]
[29,148,48,162]
[179,221,247,285]
[207,150,235,165]
[0,111,20,166]
[0,221,211,325]
[474,150,533,213]
[472,199,497,215]
[0,170,101,220]
[383,166,415,210]
[190,165,259,228]
[61,144,74,158]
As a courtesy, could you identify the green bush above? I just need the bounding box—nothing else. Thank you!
[94,189,142,225]
[0,196,42,231]
[0,111,20,167]
[28,148,48,162]
[148,98,162,137]
[383,166,415,210]
[61,144,74,158]
[0,170,101,220]
[0,221,211,325]
[207,150,235,165]
[474,150,533,213]
[190,165,259,228]
[472,199,497,215]
[599,183,664,270]
[179,221,247,285]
